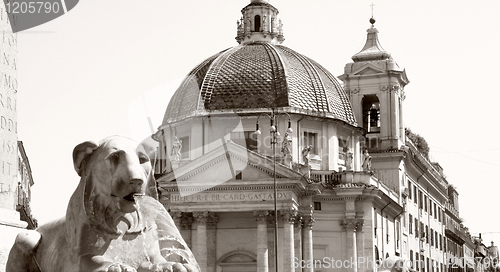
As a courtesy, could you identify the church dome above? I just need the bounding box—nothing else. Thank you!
[163,42,356,126]
[162,0,356,127]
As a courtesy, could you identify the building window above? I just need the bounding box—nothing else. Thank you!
[254,15,261,31]
[396,221,400,249]
[375,246,380,264]
[434,203,437,219]
[303,131,318,154]
[414,185,418,204]
[425,225,429,243]
[439,234,443,250]
[420,222,425,239]
[231,131,258,151]
[180,136,190,159]
[418,191,423,209]
[422,255,425,272]
[430,200,433,216]
[435,230,438,248]
[410,250,414,268]
[409,214,413,234]
[314,202,321,211]
[362,95,381,133]
[416,253,420,271]
[415,218,419,237]
[408,181,412,199]
[424,195,428,212]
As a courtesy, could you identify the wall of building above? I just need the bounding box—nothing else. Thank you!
[0,0,19,213]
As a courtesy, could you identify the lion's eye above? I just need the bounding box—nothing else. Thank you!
[138,154,149,164]
[106,152,120,164]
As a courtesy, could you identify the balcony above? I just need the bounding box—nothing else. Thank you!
[445,202,460,218]
[445,219,466,244]
[309,170,399,199]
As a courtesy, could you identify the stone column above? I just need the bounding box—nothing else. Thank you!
[341,218,364,272]
[281,210,297,272]
[294,216,302,272]
[356,217,366,272]
[180,213,194,249]
[193,211,209,272]
[207,213,218,272]
[302,215,315,272]
[254,210,269,272]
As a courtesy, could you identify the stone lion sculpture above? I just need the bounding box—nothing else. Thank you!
[6,136,199,272]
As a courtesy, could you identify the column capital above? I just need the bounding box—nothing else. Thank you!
[193,211,209,224]
[280,209,298,224]
[180,213,194,230]
[266,211,276,228]
[340,218,364,231]
[294,215,303,228]
[169,211,182,219]
[254,210,269,224]
[207,213,218,229]
[303,216,315,229]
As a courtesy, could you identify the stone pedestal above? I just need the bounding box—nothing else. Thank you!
[0,208,28,272]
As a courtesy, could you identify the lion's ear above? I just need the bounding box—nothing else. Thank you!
[73,141,99,177]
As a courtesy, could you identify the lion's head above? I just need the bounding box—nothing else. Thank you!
[71,136,158,235]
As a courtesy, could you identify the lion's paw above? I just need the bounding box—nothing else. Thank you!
[139,262,197,272]
[106,263,137,272]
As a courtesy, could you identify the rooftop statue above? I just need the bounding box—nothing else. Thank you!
[7,136,199,272]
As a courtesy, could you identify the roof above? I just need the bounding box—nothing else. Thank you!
[163,42,357,126]
[352,25,391,62]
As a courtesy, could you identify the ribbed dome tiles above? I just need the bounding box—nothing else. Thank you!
[163,42,356,126]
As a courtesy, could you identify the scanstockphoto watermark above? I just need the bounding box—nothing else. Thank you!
[293,257,416,269]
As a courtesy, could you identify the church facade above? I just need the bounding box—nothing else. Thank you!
[153,1,471,272]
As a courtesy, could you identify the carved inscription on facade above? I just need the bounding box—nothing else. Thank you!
[170,191,293,203]
[0,4,18,201]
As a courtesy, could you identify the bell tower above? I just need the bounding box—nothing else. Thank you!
[235,0,285,45]
[339,18,409,151]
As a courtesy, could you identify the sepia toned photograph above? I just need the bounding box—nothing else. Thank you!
[1,0,499,271]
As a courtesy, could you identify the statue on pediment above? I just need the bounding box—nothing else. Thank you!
[171,136,182,162]
[281,132,292,167]
[346,147,353,170]
[362,149,372,171]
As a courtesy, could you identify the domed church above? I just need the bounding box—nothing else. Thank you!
[153,1,412,272]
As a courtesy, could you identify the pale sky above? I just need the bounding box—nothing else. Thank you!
[16,0,500,244]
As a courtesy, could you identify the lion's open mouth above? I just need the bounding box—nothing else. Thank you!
[123,193,145,202]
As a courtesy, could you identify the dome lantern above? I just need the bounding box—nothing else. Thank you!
[236,0,284,44]
[351,17,391,62]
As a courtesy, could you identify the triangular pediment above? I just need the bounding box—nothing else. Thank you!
[352,64,385,76]
[158,141,303,187]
